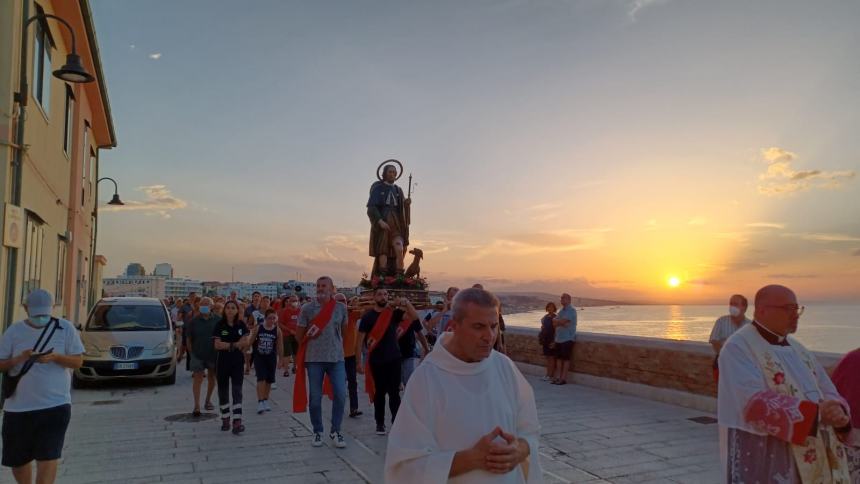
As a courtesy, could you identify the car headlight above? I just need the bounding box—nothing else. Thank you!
[83,343,102,357]
[151,343,170,356]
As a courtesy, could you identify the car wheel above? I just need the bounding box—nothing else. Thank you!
[163,369,176,386]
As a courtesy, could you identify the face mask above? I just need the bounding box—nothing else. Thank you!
[729,306,741,317]
[199,306,211,315]
[291,302,299,308]
[29,315,51,327]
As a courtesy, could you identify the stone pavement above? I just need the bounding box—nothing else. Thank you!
[0,363,723,484]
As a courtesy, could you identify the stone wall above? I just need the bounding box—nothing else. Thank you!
[505,327,844,398]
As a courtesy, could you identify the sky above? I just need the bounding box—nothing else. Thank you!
[90,0,860,303]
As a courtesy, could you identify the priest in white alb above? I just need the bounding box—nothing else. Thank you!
[718,284,853,483]
[384,287,542,483]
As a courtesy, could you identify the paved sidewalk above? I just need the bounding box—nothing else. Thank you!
[0,364,722,483]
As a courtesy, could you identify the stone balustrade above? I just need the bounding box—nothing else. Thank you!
[504,326,845,399]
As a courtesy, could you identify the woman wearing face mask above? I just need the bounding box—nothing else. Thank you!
[708,294,751,382]
[213,301,250,434]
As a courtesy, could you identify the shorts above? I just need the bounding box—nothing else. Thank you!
[555,341,575,361]
[190,354,216,373]
[283,335,299,357]
[254,353,277,383]
[542,343,555,357]
[2,404,71,467]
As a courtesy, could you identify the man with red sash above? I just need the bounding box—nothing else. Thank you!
[356,288,420,436]
[718,285,852,483]
[294,276,349,449]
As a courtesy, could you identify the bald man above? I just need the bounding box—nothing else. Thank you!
[718,285,852,483]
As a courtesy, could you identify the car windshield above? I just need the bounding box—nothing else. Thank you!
[87,304,169,331]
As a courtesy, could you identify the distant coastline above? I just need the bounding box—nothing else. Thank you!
[497,292,630,315]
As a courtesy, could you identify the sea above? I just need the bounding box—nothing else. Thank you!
[504,304,860,354]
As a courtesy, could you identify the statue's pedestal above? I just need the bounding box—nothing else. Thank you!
[358,288,432,310]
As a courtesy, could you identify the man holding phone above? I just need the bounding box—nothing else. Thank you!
[0,289,84,484]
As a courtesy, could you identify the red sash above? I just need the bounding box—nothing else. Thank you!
[364,310,412,403]
[293,300,337,413]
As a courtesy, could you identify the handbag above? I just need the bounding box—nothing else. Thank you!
[2,318,59,400]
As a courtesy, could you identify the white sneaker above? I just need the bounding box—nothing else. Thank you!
[271,383,277,389]
[257,401,266,414]
[330,432,347,448]
[540,375,551,381]
[264,400,272,412]
[312,433,323,447]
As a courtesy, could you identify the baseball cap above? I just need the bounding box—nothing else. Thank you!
[25,289,53,317]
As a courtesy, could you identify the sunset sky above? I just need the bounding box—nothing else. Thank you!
[91,0,860,303]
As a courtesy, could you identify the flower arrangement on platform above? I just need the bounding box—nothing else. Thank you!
[359,272,428,290]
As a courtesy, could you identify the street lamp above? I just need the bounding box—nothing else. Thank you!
[98,177,124,206]
[14,13,95,106]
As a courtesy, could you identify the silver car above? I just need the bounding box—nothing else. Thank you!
[74,297,177,387]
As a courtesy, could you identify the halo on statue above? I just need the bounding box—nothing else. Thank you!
[376,159,404,182]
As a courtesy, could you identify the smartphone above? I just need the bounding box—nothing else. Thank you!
[30,348,55,359]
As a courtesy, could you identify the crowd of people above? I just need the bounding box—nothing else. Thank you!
[0,281,858,483]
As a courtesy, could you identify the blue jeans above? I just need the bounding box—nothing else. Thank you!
[305,361,346,434]
[401,357,418,386]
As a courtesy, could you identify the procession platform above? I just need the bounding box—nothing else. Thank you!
[0,364,722,484]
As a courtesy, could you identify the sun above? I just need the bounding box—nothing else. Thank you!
[667,276,682,288]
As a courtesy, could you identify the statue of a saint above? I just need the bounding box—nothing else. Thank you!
[367,161,411,276]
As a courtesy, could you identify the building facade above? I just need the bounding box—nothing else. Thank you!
[102,276,166,299]
[0,0,116,327]
[153,262,173,278]
[125,262,145,276]
[164,277,202,299]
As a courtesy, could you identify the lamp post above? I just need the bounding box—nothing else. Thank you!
[3,5,96,329]
[87,177,123,310]
[97,177,124,206]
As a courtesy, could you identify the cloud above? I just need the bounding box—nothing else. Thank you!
[766,273,818,279]
[467,228,610,260]
[101,185,188,219]
[746,222,785,230]
[505,201,563,223]
[783,232,860,243]
[715,232,749,244]
[628,0,670,21]
[688,217,707,226]
[129,44,136,50]
[761,147,797,164]
[757,147,856,196]
[148,53,162,60]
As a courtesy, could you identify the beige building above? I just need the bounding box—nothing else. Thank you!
[0,0,116,327]
[102,276,167,299]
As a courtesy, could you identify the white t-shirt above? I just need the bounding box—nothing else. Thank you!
[709,315,751,344]
[0,318,84,412]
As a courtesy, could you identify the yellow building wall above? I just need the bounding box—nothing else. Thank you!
[1,0,113,327]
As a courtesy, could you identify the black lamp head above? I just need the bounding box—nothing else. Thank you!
[107,193,123,206]
[53,53,95,83]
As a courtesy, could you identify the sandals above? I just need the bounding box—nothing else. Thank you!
[204,402,215,411]
[192,409,202,418]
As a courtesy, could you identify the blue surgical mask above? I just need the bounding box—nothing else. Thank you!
[29,315,51,327]
[199,306,211,315]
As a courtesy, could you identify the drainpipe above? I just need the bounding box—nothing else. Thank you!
[4,0,31,329]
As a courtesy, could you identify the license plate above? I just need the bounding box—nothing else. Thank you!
[113,362,138,370]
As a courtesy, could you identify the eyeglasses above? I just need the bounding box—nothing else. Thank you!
[764,304,805,316]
